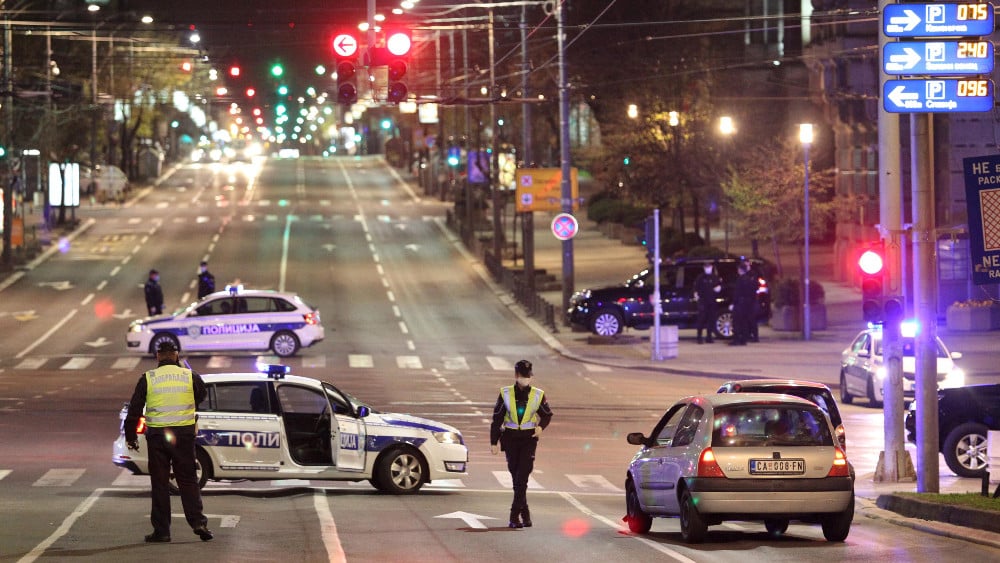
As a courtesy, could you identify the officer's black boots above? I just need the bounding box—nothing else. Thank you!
[521,506,532,528]
[508,509,523,528]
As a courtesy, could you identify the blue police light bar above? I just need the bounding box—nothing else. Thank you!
[884,3,995,38]
[257,363,290,379]
[883,78,994,113]
[226,284,244,295]
[883,40,994,75]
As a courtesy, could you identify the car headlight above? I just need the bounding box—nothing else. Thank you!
[875,366,886,380]
[433,431,463,445]
[942,367,965,388]
[129,322,144,333]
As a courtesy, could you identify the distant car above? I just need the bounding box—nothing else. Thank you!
[839,323,964,407]
[905,384,1000,477]
[624,393,854,543]
[112,364,468,494]
[566,257,770,337]
[717,379,846,450]
[82,165,129,203]
[126,286,324,357]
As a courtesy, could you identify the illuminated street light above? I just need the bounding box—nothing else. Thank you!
[800,123,814,341]
[627,104,638,119]
[719,115,736,253]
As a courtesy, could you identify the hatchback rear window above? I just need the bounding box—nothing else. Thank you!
[712,405,834,447]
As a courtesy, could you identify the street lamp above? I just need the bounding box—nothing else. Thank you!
[719,116,735,253]
[627,104,638,119]
[799,123,814,341]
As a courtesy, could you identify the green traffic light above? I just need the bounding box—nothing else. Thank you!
[271,63,284,77]
[381,119,392,130]
[277,85,289,96]
[623,156,630,165]
[0,146,6,158]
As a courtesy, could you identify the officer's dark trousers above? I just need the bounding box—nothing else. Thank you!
[147,431,207,536]
[502,436,538,511]
[696,306,717,340]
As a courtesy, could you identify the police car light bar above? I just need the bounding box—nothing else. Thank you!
[226,284,244,296]
[257,363,290,379]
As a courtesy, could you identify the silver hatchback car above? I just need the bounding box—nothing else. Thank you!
[624,393,854,543]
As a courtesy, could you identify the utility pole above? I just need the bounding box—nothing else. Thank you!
[556,0,574,312]
[521,4,535,294]
[2,14,13,266]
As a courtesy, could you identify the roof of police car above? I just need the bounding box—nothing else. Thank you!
[201,371,320,385]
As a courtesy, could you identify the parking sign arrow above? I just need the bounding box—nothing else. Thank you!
[887,9,921,33]
[886,47,921,72]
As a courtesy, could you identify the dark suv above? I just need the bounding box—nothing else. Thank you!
[905,384,1000,477]
[566,257,771,337]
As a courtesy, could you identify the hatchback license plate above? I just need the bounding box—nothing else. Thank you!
[749,459,805,475]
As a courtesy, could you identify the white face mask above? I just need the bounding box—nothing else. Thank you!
[515,376,531,388]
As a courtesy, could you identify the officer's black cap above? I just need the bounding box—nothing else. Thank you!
[156,341,178,353]
[515,360,532,376]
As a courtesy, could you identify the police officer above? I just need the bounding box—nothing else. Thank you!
[196,261,216,299]
[490,360,553,528]
[145,269,164,315]
[124,341,213,543]
[729,261,757,346]
[742,259,761,343]
[693,262,722,344]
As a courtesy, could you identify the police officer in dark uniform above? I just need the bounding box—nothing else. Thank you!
[490,360,553,529]
[742,259,761,342]
[124,341,213,543]
[196,261,216,299]
[729,261,757,346]
[144,269,164,315]
[693,262,722,344]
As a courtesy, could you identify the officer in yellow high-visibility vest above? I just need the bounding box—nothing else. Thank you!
[490,360,553,528]
[124,340,213,543]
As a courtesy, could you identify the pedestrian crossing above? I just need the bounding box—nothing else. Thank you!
[7,353,614,374]
[2,467,624,494]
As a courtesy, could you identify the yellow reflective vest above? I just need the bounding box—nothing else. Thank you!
[144,365,197,427]
[501,385,544,430]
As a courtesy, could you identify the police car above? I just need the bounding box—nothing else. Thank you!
[126,286,324,357]
[112,365,468,494]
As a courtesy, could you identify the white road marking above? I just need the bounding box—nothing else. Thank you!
[314,490,347,563]
[0,469,11,481]
[15,358,46,369]
[16,308,78,359]
[301,356,326,368]
[348,354,373,368]
[486,356,512,371]
[33,469,85,487]
[583,364,612,372]
[20,489,104,563]
[397,356,422,369]
[111,357,141,370]
[566,474,623,493]
[442,356,470,370]
[60,357,94,370]
[492,470,541,489]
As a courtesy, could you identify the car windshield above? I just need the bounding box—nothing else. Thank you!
[712,404,834,447]
[874,337,948,358]
[733,387,840,426]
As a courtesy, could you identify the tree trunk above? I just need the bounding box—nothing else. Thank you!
[771,236,783,278]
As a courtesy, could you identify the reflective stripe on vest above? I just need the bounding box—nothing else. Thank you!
[501,385,544,430]
[145,365,196,427]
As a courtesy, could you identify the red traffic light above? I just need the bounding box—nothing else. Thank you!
[332,32,359,59]
[386,31,411,56]
[245,87,256,97]
[858,249,884,275]
[230,65,241,77]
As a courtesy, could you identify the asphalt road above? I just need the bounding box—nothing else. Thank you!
[1,157,997,562]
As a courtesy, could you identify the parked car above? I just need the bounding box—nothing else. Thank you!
[717,379,846,450]
[840,323,964,407]
[82,165,129,203]
[905,384,1000,477]
[566,257,770,337]
[624,393,853,543]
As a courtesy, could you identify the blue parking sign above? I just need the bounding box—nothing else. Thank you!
[961,154,1000,284]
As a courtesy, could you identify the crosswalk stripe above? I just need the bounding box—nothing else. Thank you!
[566,474,623,492]
[492,470,542,490]
[301,356,326,368]
[0,469,11,481]
[207,356,232,369]
[486,356,512,371]
[348,354,373,368]
[15,358,46,369]
[583,364,612,372]
[60,357,94,370]
[111,357,141,370]
[425,479,466,488]
[397,356,423,369]
[112,470,148,487]
[34,468,85,487]
[442,356,470,370]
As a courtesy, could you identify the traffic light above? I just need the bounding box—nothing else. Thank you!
[332,31,359,105]
[383,30,411,103]
[858,241,885,323]
[270,63,284,77]
[245,87,256,98]
[447,146,461,167]
[229,65,241,78]
[623,156,631,166]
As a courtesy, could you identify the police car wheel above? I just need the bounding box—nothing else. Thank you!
[168,448,211,494]
[713,312,734,339]
[373,447,425,494]
[270,331,300,357]
[150,334,179,355]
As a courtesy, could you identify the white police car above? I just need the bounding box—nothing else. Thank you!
[126,286,324,357]
[112,365,468,494]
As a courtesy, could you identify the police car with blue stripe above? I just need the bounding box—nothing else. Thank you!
[113,364,468,494]
[126,286,325,357]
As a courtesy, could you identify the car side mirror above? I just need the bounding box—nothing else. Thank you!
[951,352,962,360]
[858,350,870,358]
[356,405,370,418]
[626,432,648,446]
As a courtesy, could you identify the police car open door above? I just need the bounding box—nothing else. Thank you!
[324,384,366,471]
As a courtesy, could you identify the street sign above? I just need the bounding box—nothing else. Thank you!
[515,168,579,212]
[332,33,358,58]
[883,40,994,75]
[551,213,579,241]
[961,154,1000,284]
[883,78,994,112]
[883,3,994,37]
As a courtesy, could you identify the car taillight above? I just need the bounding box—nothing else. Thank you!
[697,448,725,478]
[827,447,850,477]
[136,416,147,435]
[304,312,319,325]
[757,278,768,294]
[835,424,847,451]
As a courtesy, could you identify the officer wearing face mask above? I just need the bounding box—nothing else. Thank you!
[692,262,722,344]
[490,360,553,529]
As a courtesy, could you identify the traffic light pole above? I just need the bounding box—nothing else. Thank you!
[556,2,574,313]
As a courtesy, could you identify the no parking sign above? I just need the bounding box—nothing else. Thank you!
[551,213,579,241]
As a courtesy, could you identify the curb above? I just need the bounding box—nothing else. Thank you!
[861,495,1000,549]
